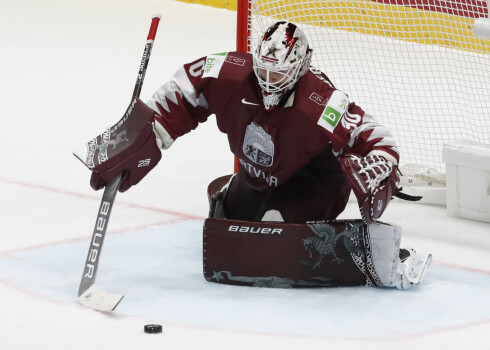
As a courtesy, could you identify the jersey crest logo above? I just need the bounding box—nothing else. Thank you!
[242,122,274,167]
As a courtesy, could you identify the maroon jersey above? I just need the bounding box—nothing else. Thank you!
[148,51,399,190]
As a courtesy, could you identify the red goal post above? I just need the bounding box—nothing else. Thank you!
[235,0,490,202]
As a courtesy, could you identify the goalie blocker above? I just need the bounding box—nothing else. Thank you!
[74,98,162,193]
[203,176,431,289]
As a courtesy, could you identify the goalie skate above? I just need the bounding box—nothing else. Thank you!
[395,248,432,290]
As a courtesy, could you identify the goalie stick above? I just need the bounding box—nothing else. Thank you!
[77,14,161,312]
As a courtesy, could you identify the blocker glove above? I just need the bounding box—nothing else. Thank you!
[74,98,162,192]
[339,154,400,224]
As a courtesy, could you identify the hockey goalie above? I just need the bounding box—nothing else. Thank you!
[75,21,432,290]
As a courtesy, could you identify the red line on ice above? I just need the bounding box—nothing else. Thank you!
[0,177,204,220]
[0,177,205,255]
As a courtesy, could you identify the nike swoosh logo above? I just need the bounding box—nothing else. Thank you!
[241,98,259,106]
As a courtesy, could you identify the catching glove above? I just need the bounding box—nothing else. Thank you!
[340,154,399,223]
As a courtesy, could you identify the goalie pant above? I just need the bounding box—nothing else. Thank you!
[203,217,401,288]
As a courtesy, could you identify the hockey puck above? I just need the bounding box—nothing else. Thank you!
[144,324,162,334]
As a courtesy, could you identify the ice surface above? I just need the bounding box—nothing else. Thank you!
[1,220,490,340]
[0,0,489,349]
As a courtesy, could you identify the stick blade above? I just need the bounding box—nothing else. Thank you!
[78,284,124,312]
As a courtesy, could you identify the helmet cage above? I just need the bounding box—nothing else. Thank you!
[253,57,307,93]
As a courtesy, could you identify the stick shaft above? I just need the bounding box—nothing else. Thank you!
[133,15,161,98]
[78,174,121,296]
[78,15,161,298]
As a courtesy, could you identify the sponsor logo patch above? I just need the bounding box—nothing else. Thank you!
[226,55,246,66]
[309,92,327,106]
[202,52,227,78]
[241,98,259,106]
[317,90,349,133]
[228,225,283,235]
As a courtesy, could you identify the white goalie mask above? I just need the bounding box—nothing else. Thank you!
[253,21,312,110]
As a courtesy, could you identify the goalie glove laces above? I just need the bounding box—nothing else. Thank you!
[356,155,393,192]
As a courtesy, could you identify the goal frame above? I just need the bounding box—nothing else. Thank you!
[234,0,490,205]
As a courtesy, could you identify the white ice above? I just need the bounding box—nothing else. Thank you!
[0,0,489,349]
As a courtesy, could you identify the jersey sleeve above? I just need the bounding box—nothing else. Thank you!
[327,97,400,165]
[146,56,213,148]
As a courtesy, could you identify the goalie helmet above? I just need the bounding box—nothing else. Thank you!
[253,21,312,110]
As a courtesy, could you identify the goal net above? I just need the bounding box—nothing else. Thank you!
[237,0,490,185]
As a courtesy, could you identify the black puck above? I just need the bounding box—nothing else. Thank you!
[144,324,162,334]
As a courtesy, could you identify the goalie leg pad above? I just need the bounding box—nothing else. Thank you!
[203,218,366,287]
[365,222,401,287]
[203,218,404,288]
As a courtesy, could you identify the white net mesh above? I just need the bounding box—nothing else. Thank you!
[246,0,490,182]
